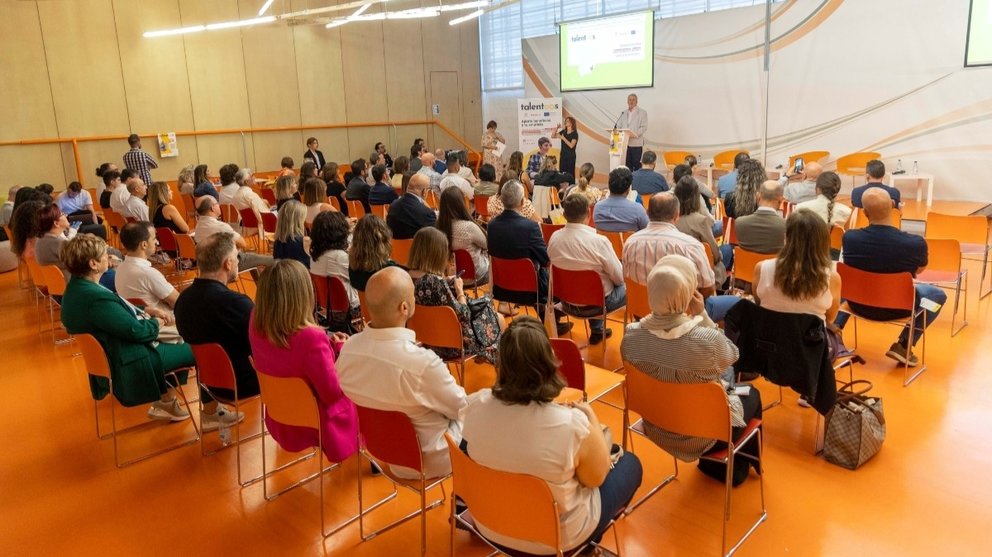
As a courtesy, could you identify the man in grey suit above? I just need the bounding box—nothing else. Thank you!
[619,93,648,170]
[735,180,786,255]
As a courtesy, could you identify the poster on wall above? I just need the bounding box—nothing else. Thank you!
[158,132,178,158]
[517,97,563,158]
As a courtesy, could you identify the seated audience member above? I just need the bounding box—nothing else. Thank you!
[409,142,425,172]
[94,162,117,198]
[487,178,541,223]
[462,316,643,554]
[502,150,527,187]
[177,165,195,195]
[192,165,219,201]
[796,171,852,228]
[548,194,626,344]
[474,163,499,197]
[851,159,901,208]
[248,259,357,462]
[780,161,821,204]
[9,199,44,262]
[232,167,272,222]
[303,137,326,169]
[717,152,749,198]
[437,187,489,285]
[310,210,361,323]
[299,160,319,182]
[272,200,309,269]
[631,150,669,195]
[375,141,393,168]
[417,152,443,192]
[565,162,602,206]
[593,167,649,232]
[322,162,348,216]
[348,214,399,291]
[532,155,571,220]
[60,233,195,417]
[487,181,571,335]
[115,222,180,314]
[301,177,335,227]
[673,176,726,287]
[723,159,765,219]
[683,155,714,205]
[345,159,372,214]
[336,266,468,479]
[100,170,121,210]
[442,150,478,186]
[1,185,20,231]
[407,227,501,363]
[391,156,410,191]
[621,254,761,486]
[175,232,260,404]
[433,149,448,174]
[526,138,551,179]
[623,193,716,297]
[440,163,475,204]
[193,196,273,273]
[36,183,54,197]
[734,180,787,256]
[386,172,436,240]
[217,163,240,205]
[368,164,399,206]
[34,203,118,291]
[274,174,299,211]
[56,181,97,225]
[841,188,943,366]
[148,181,189,234]
[110,169,135,213]
[121,178,150,222]
[277,156,295,178]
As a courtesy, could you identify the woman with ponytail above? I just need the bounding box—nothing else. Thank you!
[565,162,602,206]
[796,171,852,227]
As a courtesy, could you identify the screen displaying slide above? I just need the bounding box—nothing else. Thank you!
[966,0,992,66]
[560,11,654,91]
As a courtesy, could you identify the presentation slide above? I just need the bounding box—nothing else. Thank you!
[966,0,992,66]
[560,11,654,91]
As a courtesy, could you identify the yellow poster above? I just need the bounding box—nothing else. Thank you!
[158,132,178,158]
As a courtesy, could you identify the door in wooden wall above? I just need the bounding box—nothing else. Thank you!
[428,71,463,150]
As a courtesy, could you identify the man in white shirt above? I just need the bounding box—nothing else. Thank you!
[622,192,716,296]
[336,266,467,480]
[618,93,648,170]
[439,172,474,202]
[441,152,478,186]
[56,182,98,224]
[2,185,22,228]
[548,194,626,345]
[193,196,273,273]
[231,168,272,221]
[115,221,179,315]
[121,178,150,222]
[217,163,241,205]
[110,169,137,213]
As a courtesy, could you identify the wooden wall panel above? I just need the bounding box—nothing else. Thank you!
[459,23,483,150]
[339,23,388,159]
[293,25,350,164]
[382,19,428,158]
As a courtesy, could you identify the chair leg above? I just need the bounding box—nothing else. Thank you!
[903,313,927,387]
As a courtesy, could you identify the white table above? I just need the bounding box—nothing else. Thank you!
[888,173,935,207]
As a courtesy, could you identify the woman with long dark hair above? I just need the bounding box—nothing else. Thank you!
[436,187,488,284]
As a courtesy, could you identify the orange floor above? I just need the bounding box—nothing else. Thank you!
[1,258,990,556]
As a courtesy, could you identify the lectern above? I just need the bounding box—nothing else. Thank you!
[606,128,630,171]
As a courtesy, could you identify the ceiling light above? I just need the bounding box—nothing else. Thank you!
[142,25,206,38]
[257,0,275,16]
[448,9,483,25]
[205,15,277,30]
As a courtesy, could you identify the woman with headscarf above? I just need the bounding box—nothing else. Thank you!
[620,254,762,486]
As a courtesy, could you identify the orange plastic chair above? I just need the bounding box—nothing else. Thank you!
[253,364,356,538]
[259,188,277,207]
[174,233,197,266]
[311,273,360,331]
[23,257,49,329]
[837,263,927,385]
[550,338,626,437]
[370,204,388,218]
[348,199,367,218]
[453,249,484,296]
[424,189,439,210]
[596,230,626,259]
[406,304,470,384]
[713,150,748,170]
[829,225,844,253]
[622,363,765,555]
[702,241,716,270]
[103,209,126,248]
[551,265,619,349]
[623,277,650,324]
[730,247,775,289]
[219,203,239,225]
[238,208,261,241]
[40,265,69,343]
[925,212,991,298]
[723,217,738,246]
[915,238,967,336]
[787,151,830,170]
[540,223,564,245]
[490,256,540,315]
[474,195,491,222]
[355,406,447,555]
[191,343,262,486]
[357,290,371,326]
[180,193,197,222]
[663,151,693,168]
[835,152,881,177]
[445,433,624,557]
[76,333,199,467]
[392,238,413,266]
[326,195,341,212]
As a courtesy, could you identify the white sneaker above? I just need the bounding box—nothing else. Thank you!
[200,405,245,433]
[148,399,190,422]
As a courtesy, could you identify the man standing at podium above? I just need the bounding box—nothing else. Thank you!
[618,93,648,171]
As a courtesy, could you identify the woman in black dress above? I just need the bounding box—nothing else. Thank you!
[553,116,579,178]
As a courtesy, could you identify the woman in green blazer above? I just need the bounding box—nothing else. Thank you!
[60,233,194,420]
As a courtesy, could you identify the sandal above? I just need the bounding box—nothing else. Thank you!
[497,302,518,317]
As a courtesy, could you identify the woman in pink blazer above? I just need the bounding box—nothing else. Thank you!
[249,259,358,462]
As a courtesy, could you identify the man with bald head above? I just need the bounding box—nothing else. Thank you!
[623,192,716,297]
[417,152,443,192]
[841,187,944,366]
[387,171,437,240]
[336,267,467,480]
[780,161,822,204]
[734,180,786,256]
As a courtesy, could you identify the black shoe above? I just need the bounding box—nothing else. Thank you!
[556,322,574,335]
[589,328,613,345]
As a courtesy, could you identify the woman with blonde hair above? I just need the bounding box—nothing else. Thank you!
[407,227,502,363]
[272,200,309,268]
[274,174,299,211]
[348,214,397,291]
[565,162,601,206]
[177,165,195,195]
[502,150,531,193]
[300,177,336,227]
[248,259,358,462]
[148,181,189,234]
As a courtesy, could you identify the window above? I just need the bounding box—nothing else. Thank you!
[480,0,783,91]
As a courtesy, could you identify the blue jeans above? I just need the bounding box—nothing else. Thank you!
[837,284,946,347]
[583,451,643,546]
[720,243,735,273]
[705,294,742,323]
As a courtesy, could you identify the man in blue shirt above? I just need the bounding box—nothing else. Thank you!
[631,151,669,196]
[593,167,649,232]
[368,164,398,206]
[850,159,901,208]
[717,152,749,198]
[841,188,943,366]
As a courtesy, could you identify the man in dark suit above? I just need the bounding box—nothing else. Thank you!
[345,159,372,214]
[734,180,786,255]
[851,159,901,208]
[387,172,436,240]
[302,137,326,169]
[486,180,571,334]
